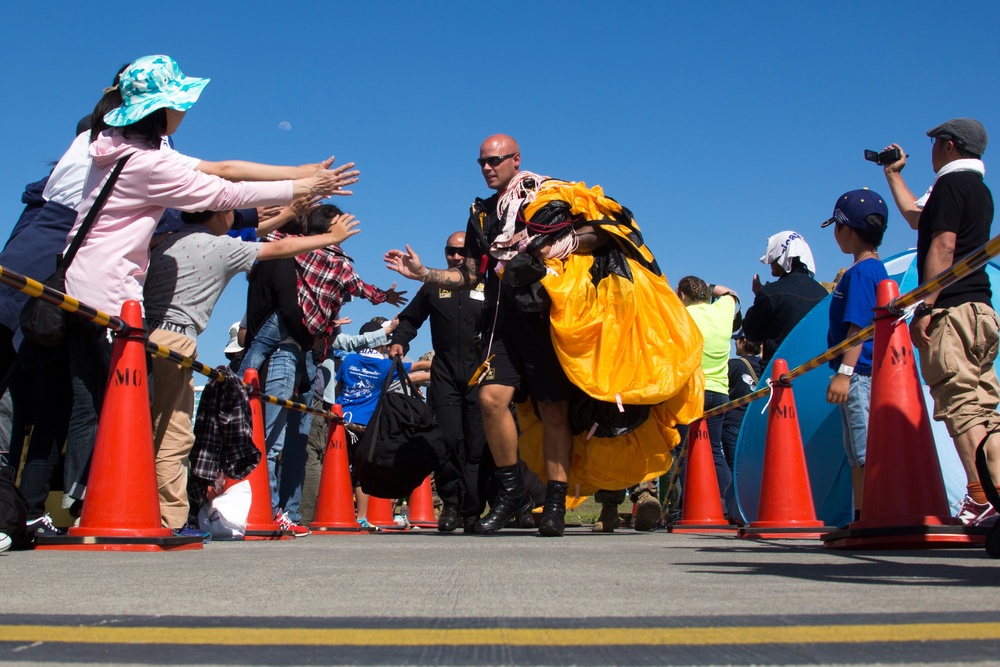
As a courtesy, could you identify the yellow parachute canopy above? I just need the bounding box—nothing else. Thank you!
[517,402,684,500]
[532,180,704,407]
[517,179,705,497]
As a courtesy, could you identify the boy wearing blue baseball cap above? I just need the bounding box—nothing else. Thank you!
[821,189,890,521]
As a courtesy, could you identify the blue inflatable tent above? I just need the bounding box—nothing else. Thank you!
[732,250,997,527]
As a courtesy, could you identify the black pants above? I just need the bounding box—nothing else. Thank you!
[65,320,114,502]
[13,348,71,519]
[431,384,492,517]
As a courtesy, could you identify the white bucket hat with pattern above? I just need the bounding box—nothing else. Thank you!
[103,55,210,127]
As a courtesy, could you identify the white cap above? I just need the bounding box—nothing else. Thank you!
[224,321,243,354]
[759,230,816,275]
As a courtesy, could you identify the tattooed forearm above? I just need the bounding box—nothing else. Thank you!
[420,265,476,289]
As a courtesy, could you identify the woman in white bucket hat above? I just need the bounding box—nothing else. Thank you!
[62,55,359,513]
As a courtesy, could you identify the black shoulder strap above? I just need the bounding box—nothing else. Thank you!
[60,154,132,268]
[377,355,420,401]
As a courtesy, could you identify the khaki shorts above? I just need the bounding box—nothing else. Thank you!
[919,301,1000,437]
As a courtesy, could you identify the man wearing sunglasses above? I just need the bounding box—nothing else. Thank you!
[882,118,1000,527]
[389,232,489,533]
[385,134,610,537]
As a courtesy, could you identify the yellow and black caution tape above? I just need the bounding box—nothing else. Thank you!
[5,229,1000,426]
[0,264,126,333]
[890,234,1000,314]
[144,341,342,424]
[0,263,344,425]
[700,231,1000,420]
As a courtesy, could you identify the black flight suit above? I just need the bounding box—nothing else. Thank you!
[391,281,489,518]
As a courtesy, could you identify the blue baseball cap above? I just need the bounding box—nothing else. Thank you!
[821,189,888,233]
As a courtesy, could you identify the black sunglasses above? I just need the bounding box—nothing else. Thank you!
[445,246,467,256]
[477,153,516,168]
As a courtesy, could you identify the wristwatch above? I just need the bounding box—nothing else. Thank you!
[837,364,854,377]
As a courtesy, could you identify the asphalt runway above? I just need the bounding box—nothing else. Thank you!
[2,528,999,666]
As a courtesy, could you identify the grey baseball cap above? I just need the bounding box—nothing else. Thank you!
[926,118,988,157]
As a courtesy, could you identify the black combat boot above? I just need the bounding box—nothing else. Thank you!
[437,505,461,533]
[538,481,568,537]
[475,465,533,533]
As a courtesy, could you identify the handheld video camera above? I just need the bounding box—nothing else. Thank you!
[864,147,902,166]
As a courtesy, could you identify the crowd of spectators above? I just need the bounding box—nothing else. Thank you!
[0,52,996,547]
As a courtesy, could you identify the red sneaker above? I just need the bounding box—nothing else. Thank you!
[957,495,995,526]
[275,510,311,537]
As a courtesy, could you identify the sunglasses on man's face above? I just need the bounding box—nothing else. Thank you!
[477,153,516,168]
[445,246,467,256]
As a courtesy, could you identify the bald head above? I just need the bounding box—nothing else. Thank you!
[479,134,521,191]
[480,134,519,155]
[445,231,466,268]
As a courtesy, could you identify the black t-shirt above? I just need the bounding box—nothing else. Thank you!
[464,194,501,275]
[244,258,312,352]
[917,171,994,308]
[464,193,506,311]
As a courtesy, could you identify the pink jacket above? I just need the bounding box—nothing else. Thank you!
[65,131,293,316]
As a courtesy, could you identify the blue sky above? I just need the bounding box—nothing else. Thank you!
[1,2,998,371]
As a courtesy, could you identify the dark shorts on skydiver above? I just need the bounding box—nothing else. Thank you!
[479,308,575,403]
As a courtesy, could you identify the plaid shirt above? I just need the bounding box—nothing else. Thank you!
[188,368,259,513]
[270,231,386,335]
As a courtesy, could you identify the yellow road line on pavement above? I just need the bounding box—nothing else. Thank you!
[2,622,999,646]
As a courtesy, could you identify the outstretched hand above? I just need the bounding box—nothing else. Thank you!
[752,274,763,296]
[384,245,426,281]
[383,283,409,307]
[324,213,360,245]
[309,158,360,197]
[256,205,283,222]
[290,195,323,217]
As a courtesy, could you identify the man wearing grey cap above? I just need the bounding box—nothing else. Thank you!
[881,118,1000,527]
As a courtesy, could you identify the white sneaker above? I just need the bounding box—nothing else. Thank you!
[0,532,11,553]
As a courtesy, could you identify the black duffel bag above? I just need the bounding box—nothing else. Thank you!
[0,459,33,550]
[354,356,446,499]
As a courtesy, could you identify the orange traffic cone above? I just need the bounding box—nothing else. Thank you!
[824,279,982,548]
[310,406,362,534]
[37,301,201,551]
[407,476,438,529]
[232,368,290,540]
[739,358,833,539]
[667,419,734,533]
[366,495,403,531]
